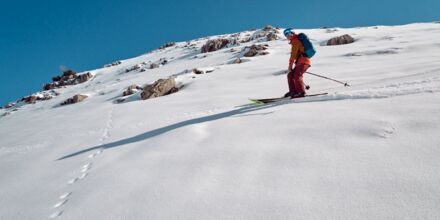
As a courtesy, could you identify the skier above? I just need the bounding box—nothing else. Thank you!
[283,28,311,98]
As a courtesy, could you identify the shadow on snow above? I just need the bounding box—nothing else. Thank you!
[57,101,289,160]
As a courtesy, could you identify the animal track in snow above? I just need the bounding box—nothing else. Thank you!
[87,148,103,158]
[49,210,63,219]
[50,105,114,218]
[67,177,79,185]
[81,163,92,172]
[78,173,88,180]
[59,192,72,200]
[53,199,68,208]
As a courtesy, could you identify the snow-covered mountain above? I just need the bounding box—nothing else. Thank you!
[1,22,440,219]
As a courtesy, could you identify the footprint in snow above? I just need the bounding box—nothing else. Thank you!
[53,199,68,208]
[87,149,103,158]
[78,173,88,180]
[81,163,92,172]
[49,210,63,219]
[59,192,72,200]
[67,177,79,185]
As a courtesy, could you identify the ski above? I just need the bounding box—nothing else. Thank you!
[250,92,328,104]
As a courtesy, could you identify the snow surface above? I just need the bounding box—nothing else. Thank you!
[1,22,440,219]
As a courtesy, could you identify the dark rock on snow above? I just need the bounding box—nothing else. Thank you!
[201,39,230,53]
[141,78,179,100]
[122,85,143,96]
[243,44,269,57]
[192,68,204,74]
[103,60,122,68]
[159,42,176,49]
[327,34,355,46]
[44,69,94,91]
[61,94,88,106]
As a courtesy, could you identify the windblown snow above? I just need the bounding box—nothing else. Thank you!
[1,22,440,219]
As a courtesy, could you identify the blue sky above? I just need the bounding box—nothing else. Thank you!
[1,0,439,105]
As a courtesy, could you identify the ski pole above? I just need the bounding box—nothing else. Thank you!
[306,71,350,87]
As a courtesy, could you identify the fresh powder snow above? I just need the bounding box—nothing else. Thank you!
[1,22,440,219]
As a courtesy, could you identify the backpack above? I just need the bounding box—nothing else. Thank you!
[297,33,316,58]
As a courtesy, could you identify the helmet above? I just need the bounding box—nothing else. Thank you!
[283,28,294,37]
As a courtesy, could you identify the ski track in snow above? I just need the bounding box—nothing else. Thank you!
[49,104,115,218]
[293,75,440,104]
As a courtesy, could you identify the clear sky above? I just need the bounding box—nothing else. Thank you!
[1,0,439,105]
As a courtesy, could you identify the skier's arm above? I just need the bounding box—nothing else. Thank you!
[288,41,300,71]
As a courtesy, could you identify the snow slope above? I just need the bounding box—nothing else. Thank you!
[1,22,440,219]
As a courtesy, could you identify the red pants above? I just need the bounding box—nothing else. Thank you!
[287,63,310,94]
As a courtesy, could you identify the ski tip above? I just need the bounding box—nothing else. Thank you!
[249,99,264,104]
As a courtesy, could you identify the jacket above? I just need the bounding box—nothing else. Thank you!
[289,35,311,66]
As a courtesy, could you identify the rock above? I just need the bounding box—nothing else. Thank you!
[232,58,242,64]
[103,60,122,68]
[116,98,126,103]
[141,78,178,100]
[62,69,77,79]
[263,25,275,32]
[22,95,38,104]
[52,76,62,82]
[150,63,159,69]
[266,32,278,41]
[44,69,93,90]
[43,83,56,91]
[78,72,93,83]
[122,85,142,96]
[159,58,168,65]
[243,44,269,57]
[327,34,355,46]
[159,42,176,49]
[61,94,88,106]
[201,38,230,53]
[240,38,251,43]
[192,68,204,74]
[4,103,15,109]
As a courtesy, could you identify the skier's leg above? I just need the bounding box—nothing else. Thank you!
[287,69,296,95]
[293,64,310,94]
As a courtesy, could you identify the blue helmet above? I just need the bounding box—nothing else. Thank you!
[283,28,294,37]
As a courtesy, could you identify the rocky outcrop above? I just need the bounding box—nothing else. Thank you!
[125,64,145,73]
[78,72,93,83]
[327,34,355,46]
[262,25,276,32]
[243,44,269,57]
[159,42,176,49]
[266,32,278,41]
[3,103,15,109]
[103,60,122,68]
[141,78,179,100]
[122,85,142,96]
[201,39,230,53]
[61,94,88,106]
[44,70,94,91]
[149,63,160,69]
[250,25,280,41]
[22,95,38,104]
